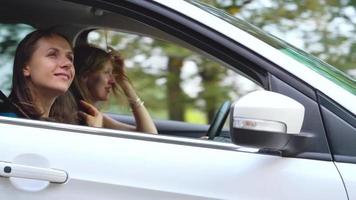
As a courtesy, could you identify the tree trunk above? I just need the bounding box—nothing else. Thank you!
[166,56,185,121]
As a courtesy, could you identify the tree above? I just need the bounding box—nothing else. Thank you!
[200,0,356,77]
[197,59,231,122]
[0,24,33,94]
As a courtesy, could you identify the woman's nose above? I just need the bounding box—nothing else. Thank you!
[60,56,74,69]
[108,75,115,85]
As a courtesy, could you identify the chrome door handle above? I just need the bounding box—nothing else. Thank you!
[0,161,68,184]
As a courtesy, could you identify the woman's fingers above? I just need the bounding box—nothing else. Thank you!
[108,47,124,68]
[78,110,103,128]
[80,100,98,116]
[78,111,89,120]
[78,100,104,127]
[107,46,115,52]
[107,47,127,83]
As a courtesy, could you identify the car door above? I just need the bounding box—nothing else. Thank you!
[0,0,350,199]
[318,93,356,200]
[0,117,348,199]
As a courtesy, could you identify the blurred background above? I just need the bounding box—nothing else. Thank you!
[0,0,355,125]
[201,0,356,77]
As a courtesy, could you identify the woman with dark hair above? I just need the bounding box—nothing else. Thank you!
[6,29,78,124]
[72,45,157,134]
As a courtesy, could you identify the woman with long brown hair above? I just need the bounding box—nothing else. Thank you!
[6,29,78,124]
[72,45,157,134]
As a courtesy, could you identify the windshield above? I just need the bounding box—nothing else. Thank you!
[186,0,356,95]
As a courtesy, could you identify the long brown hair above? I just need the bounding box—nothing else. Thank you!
[9,29,78,124]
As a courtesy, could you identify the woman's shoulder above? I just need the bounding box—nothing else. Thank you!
[0,101,22,118]
[0,112,19,118]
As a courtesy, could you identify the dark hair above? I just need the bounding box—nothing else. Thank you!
[9,29,78,124]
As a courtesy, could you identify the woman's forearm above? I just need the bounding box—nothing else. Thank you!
[119,80,158,134]
[103,114,136,131]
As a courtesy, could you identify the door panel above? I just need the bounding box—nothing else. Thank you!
[0,119,347,199]
[336,162,356,200]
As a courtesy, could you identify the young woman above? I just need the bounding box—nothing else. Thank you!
[7,29,78,124]
[72,45,157,134]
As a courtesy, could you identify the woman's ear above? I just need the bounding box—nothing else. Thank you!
[23,65,31,77]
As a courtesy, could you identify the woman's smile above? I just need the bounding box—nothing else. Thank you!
[54,72,71,80]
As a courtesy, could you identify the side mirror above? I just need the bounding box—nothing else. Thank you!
[230,91,311,155]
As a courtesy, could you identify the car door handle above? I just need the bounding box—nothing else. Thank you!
[0,161,68,184]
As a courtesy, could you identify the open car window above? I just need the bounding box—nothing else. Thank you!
[87,30,262,126]
[0,2,264,143]
[0,23,34,95]
[0,23,262,142]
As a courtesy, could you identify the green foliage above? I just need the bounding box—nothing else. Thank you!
[0,24,34,93]
[185,107,207,124]
[88,30,242,123]
[199,0,356,78]
[0,24,34,54]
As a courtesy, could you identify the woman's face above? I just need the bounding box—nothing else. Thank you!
[85,60,115,102]
[23,35,74,97]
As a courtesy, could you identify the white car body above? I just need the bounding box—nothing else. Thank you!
[0,0,355,199]
[0,118,348,199]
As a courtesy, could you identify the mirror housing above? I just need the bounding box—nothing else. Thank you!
[230,91,310,155]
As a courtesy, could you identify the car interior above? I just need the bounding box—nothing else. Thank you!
[0,0,264,142]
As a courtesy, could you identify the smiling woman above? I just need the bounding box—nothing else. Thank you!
[5,29,78,123]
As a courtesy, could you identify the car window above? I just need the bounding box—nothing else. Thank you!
[187,0,356,95]
[0,23,34,95]
[0,5,263,142]
[87,30,262,127]
[0,23,261,141]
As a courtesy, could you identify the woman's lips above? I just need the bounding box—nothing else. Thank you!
[54,73,71,80]
[104,86,112,93]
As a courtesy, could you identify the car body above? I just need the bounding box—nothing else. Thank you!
[0,0,355,199]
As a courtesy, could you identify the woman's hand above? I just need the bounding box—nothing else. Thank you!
[78,100,103,127]
[107,47,127,83]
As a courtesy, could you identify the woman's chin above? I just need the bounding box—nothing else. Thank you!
[48,86,72,97]
[97,95,109,102]
[102,96,109,101]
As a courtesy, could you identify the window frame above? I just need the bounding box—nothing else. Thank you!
[0,0,333,159]
[72,0,332,159]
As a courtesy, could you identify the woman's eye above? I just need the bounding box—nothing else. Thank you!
[47,52,57,58]
[67,55,74,62]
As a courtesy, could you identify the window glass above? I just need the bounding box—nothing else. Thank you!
[0,24,34,95]
[88,30,261,126]
[187,0,355,94]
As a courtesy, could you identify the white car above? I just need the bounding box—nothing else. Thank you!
[0,0,355,199]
